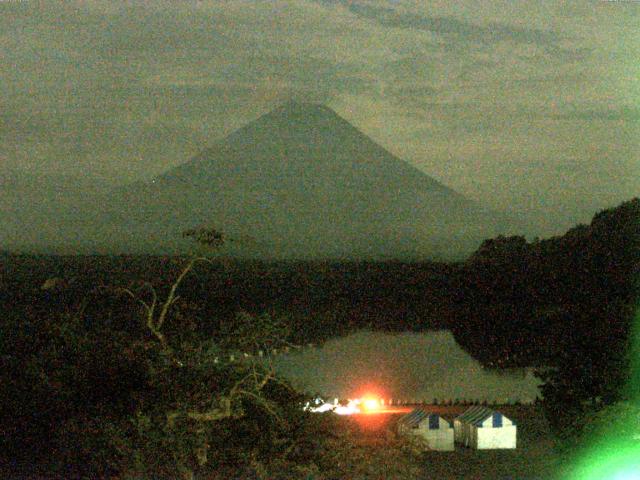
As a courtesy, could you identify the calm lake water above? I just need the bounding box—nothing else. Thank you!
[274,330,541,403]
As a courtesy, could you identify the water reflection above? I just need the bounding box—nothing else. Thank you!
[274,330,541,403]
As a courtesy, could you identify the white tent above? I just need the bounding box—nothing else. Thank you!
[454,406,516,449]
[397,408,454,451]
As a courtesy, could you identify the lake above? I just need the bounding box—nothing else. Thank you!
[274,329,542,404]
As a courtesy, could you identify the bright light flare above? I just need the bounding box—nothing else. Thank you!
[569,440,640,480]
[362,397,380,412]
[304,393,387,416]
[334,399,361,415]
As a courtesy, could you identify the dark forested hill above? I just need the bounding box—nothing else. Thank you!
[450,197,640,374]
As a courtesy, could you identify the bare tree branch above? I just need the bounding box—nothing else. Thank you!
[156,257,211,331]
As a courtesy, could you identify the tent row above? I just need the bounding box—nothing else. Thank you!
[397,405,516,451]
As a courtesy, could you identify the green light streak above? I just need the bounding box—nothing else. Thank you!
[569,438,640,479]
[567,306,640,479]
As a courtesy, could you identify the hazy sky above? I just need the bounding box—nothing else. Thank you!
[2,0,638,228]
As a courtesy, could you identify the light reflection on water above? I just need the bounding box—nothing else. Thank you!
[274,330,542,403]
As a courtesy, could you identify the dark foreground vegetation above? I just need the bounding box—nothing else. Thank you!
[1,198,638,478]
[452,198,639,440]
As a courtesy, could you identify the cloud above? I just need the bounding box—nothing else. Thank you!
[315,0,582,56]
[551,106,640,122]
[0,0,637,232]
[389,84,438,101]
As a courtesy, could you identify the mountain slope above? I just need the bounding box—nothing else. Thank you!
[4,103,515,258]
[103,102,508,258]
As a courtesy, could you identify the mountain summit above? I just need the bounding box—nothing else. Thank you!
[164,101,455,196]
[5,103,514,258]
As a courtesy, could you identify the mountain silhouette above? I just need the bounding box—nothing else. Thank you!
[3,103,516,258]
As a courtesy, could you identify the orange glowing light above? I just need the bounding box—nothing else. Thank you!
[362,398,380,412]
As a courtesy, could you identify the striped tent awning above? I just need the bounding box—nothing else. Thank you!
[455,406,509,427]
[398,408,449,430]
